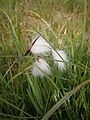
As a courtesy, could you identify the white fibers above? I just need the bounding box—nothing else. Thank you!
[31,36,52,55]
[52,49,68,71]
[31,58,51,78]
[30,36,69,77]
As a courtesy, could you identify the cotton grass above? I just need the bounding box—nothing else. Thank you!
[30,36,68,77]
[31,58,51,78]
[31,36,52,55]
[52,49,68,71]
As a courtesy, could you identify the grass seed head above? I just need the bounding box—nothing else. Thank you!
[52,49,68,71]
[31,36,52,55]
[31,58,51,78]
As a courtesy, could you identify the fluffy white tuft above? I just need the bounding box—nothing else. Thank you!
[31,36,51,55]
[31,58,51,78]
[52,49,68,71]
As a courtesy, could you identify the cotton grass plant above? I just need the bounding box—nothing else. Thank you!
[29,36,68,78]
[52,49,68,71]
[0,0,90,120]
[31,36,52,55]
[31,58,51,78]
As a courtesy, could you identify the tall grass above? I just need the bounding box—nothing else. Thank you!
[0,0,90,120]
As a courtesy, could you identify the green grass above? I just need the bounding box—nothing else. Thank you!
[0,0,90,120]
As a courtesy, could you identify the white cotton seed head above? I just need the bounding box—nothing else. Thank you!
[31,58,51,78]
[52,49,68,71]
[31,36,52,55]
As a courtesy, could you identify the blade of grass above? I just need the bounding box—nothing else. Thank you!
[27,82,42,114]
[0,97,33,118]
[5,65,33,87]
[0,9,22,58]
[25,10,57,39]
[42,79,90,120]
[81,0,87,54]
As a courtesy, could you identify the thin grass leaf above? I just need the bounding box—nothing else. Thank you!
[25,10,57,39]
[5,65,32,87]
[27,85,41,114]
[0,113,39,119]
[42,80,90,120]
[0,9,22,58]
[81,0,87,54]
[0,97,33,118]
[34,79,44,110]
[27,73,43,111]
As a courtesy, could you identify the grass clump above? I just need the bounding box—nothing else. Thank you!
[0,0,90,120]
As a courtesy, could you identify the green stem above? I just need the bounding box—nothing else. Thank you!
[81,0,87,54]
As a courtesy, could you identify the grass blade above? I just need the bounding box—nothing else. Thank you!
[42,80,90,120]
[1,9,22,58]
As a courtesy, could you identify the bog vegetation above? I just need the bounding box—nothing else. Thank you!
[0,0,90,120]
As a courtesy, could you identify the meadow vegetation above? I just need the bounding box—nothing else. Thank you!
[0,0,90,119]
